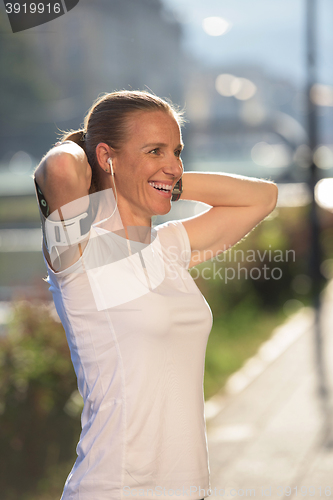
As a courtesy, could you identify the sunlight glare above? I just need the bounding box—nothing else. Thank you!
[315,178,333,211]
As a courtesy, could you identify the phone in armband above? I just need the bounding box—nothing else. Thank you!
[34,178,92,255]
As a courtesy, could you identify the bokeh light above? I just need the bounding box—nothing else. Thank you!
[9,151,33,174]
[293,144,312,169]
[251,142,291,168]
[276,183,311,207]
[283,299,304,316]
[215,74,256,100]
[251,142,275,166]
[291,274,312,294]
[202,17,231,37]
[315,178,333,211]
[320,259,333,279]
[234,78,257,100]
[215,73,237,96]
[310,84,333,107]
[313,145,333,169]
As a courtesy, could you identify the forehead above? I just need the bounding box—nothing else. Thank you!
[125,110,182,145]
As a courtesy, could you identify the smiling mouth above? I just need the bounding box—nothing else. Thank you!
[148,181,173,193]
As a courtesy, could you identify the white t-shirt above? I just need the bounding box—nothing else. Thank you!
[44,220,213,500]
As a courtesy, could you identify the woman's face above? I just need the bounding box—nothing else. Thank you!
[113,110,184,227]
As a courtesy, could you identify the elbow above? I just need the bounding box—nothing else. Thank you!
[34,151,80,192]
[265,182,278,214]
[257,181,278,217]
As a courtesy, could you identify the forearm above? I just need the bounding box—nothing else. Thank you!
[181,172,278,212]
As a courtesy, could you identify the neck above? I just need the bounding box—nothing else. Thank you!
[116,198,152,231]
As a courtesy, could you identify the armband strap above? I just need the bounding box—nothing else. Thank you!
[34,177,50,217]
[34,178,93,253]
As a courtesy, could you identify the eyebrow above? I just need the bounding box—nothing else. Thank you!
[142,142,184,150]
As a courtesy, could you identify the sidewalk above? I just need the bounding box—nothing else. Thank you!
[205,280,333,499]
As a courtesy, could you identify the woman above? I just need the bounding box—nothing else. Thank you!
[34,90,278,500]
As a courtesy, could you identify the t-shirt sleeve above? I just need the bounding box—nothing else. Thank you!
[154,220,192,270]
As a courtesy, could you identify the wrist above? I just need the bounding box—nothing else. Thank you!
[171,177,183,201]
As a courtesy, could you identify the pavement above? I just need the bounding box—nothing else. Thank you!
[204,280,333,500]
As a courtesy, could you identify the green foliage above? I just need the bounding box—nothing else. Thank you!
[0,197,40,224]
[204,298,286,397]
[193,207,319,399]
[0,301,80,499]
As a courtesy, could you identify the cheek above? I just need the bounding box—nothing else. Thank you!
[115,154,150,190]
[116,162,136,185]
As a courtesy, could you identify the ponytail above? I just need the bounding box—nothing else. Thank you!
[58,128,101,191]
[59,129,86,152]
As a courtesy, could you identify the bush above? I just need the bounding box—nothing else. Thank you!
[0,301,80,499]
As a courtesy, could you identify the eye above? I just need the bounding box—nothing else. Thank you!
[174,149,182,158]
[149,148,160,155]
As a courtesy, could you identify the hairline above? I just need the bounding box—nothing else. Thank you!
[116,107,183,150]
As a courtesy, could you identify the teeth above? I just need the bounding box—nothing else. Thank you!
[149,182,172,191]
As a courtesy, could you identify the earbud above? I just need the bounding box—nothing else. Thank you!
[107,158,114,176]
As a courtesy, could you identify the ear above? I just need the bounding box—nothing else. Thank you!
[95,143,116,174]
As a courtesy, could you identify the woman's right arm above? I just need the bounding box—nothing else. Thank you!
[34,141,92,215]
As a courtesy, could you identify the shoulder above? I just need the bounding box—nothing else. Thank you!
[154,220,191,269]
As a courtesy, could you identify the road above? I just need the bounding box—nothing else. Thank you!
[206,280,333,499]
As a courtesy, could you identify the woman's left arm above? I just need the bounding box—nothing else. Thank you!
[180,172,278,267]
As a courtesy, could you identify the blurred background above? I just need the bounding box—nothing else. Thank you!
[0,0,333,498]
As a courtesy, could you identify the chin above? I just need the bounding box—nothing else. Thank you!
[148,200,172,218]
[156,203,172,217]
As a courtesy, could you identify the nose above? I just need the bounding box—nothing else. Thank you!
[162,155,183,179]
